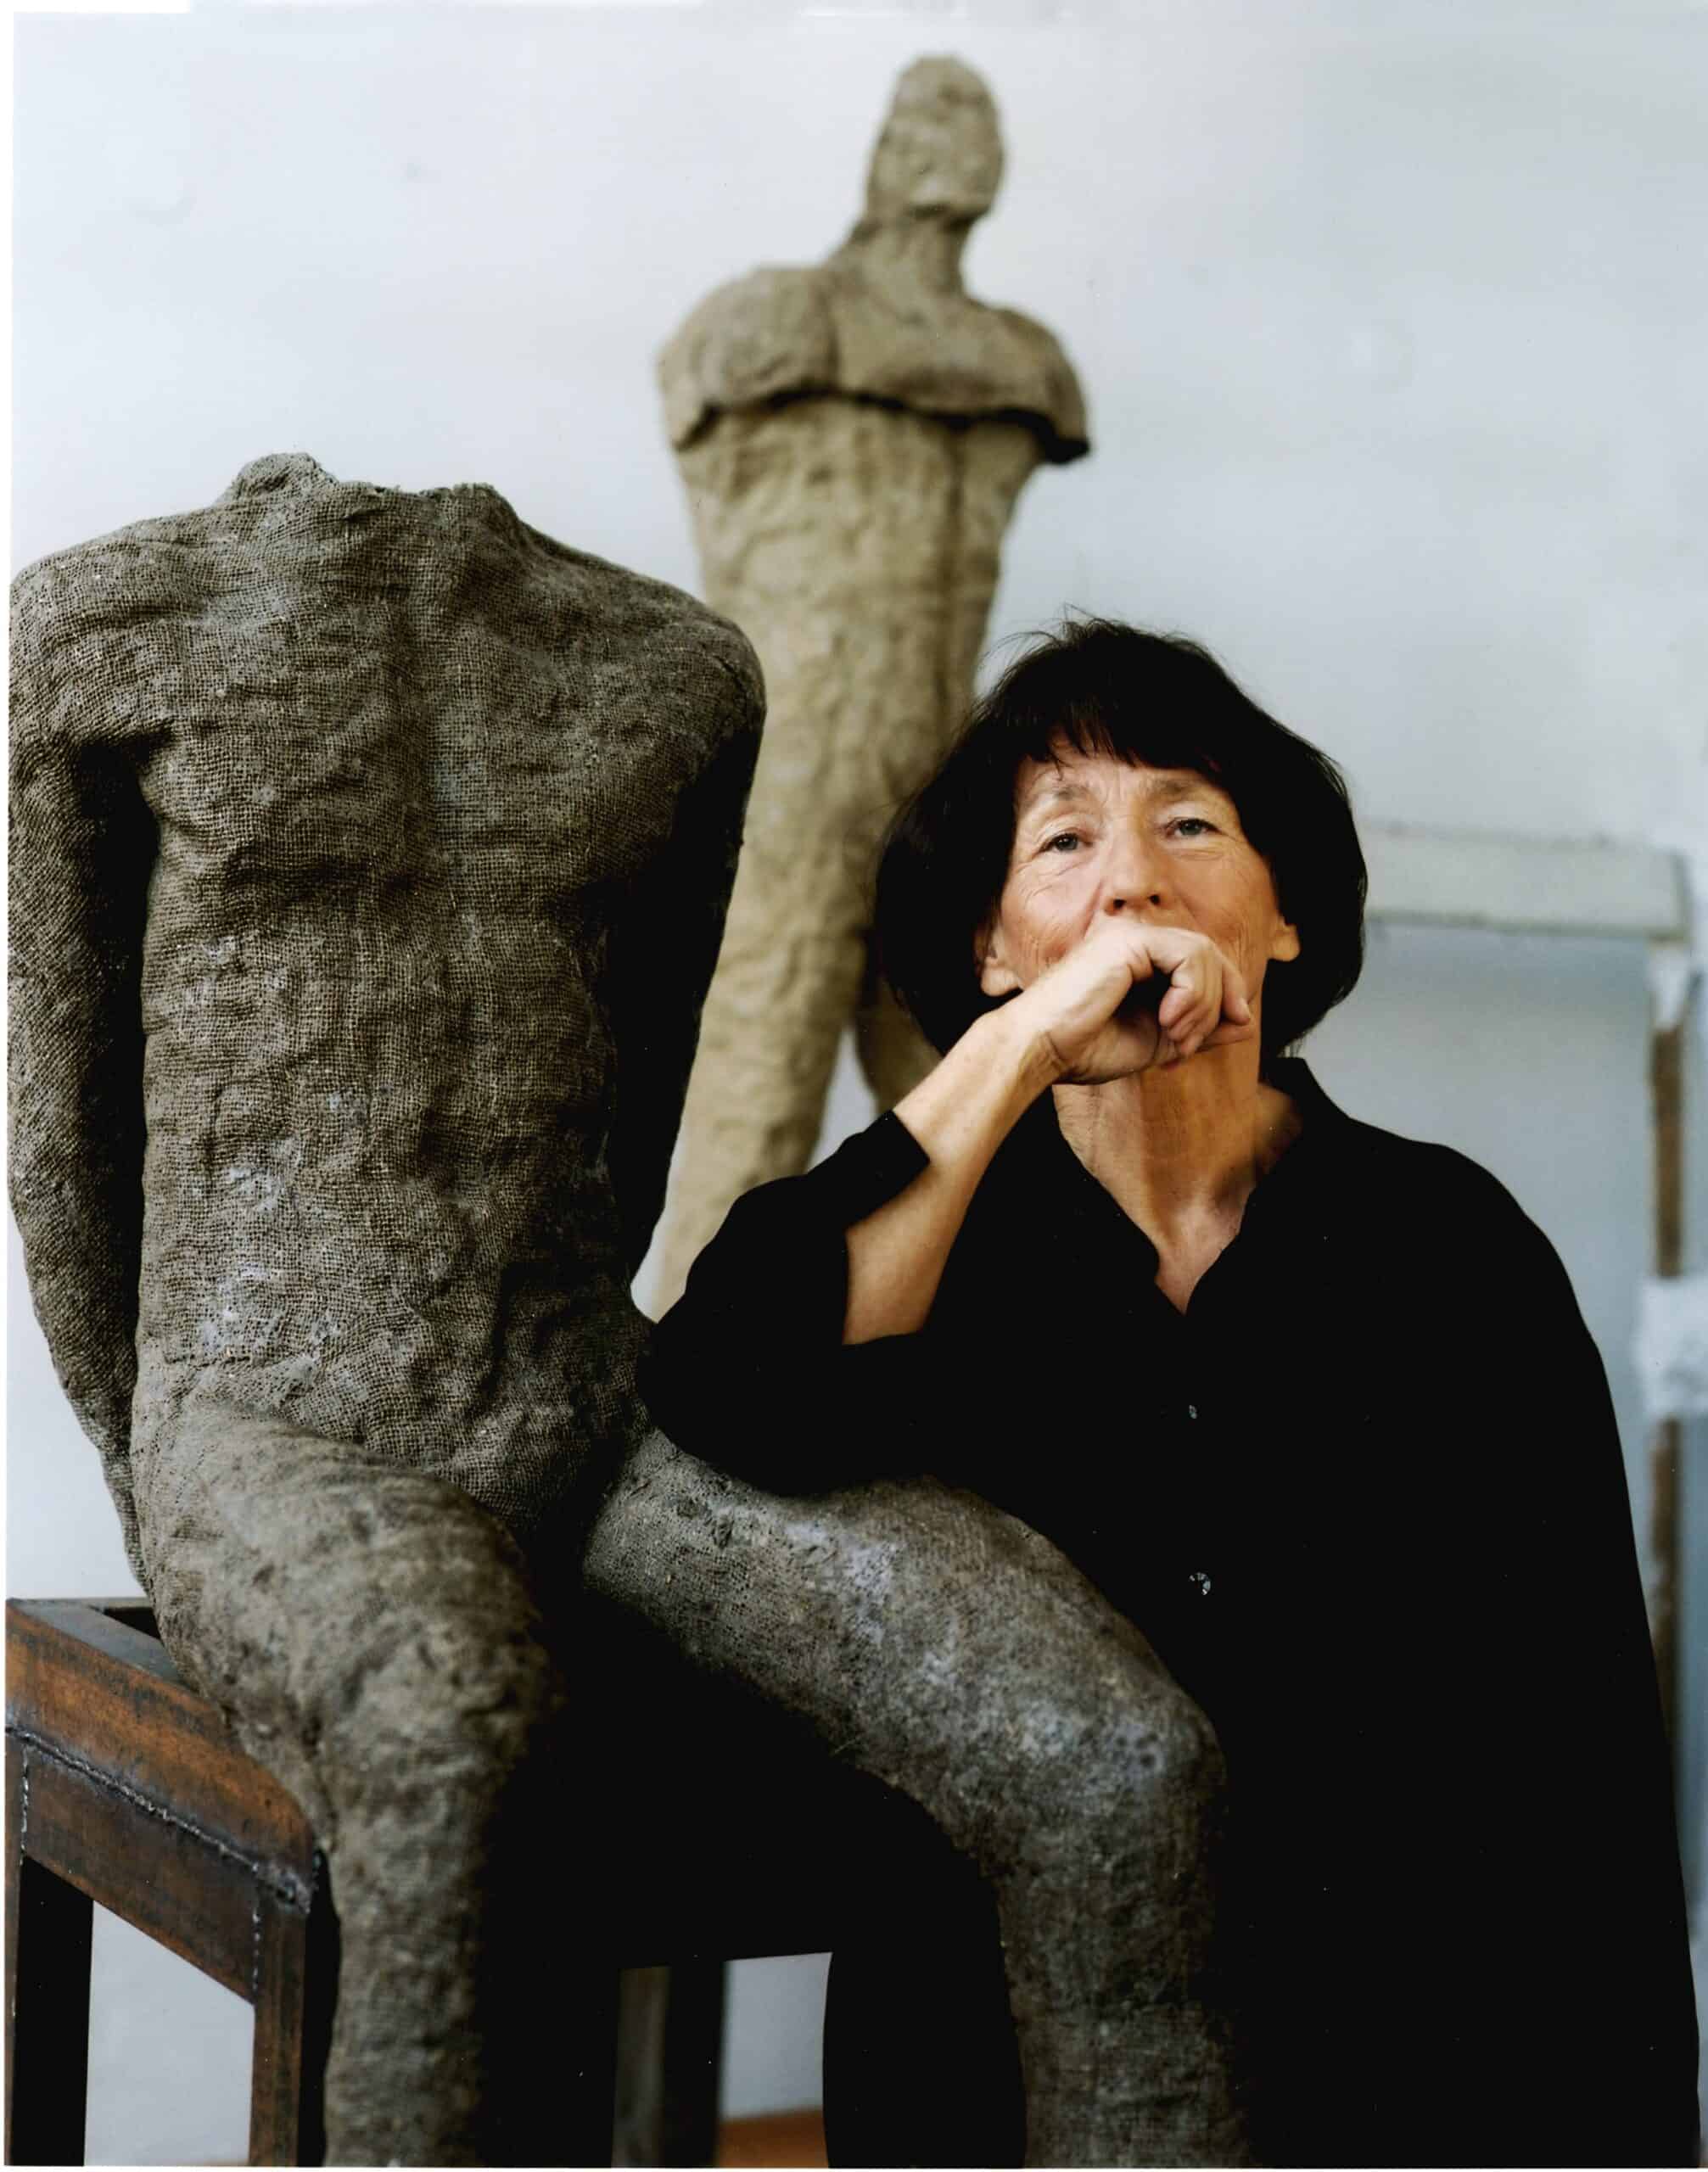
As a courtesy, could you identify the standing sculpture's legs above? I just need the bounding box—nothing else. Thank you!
[650,401,1041,1313]
[584,1434,1252,2169]
[133,1397,580,2167]
[853,959,940,1116]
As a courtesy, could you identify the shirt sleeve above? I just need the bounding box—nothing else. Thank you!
[638,1111,957,1492]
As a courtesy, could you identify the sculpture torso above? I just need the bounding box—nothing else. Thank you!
[10,455,762,1547]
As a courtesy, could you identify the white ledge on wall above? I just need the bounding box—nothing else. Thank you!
[1364,825,1689,942]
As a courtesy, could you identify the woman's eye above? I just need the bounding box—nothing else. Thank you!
[1043,831,1083,854]
[1171,818,1215,838]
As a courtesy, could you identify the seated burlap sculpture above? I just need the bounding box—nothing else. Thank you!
[10,455,1244,2166]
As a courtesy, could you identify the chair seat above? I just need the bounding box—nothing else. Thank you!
[5,1596,334,2166]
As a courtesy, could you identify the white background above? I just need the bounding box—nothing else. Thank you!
[10,1,1707,2154]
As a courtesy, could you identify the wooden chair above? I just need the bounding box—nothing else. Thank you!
[5,1595,826,2168]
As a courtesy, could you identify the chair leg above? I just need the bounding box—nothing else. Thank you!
[656,1959,726,2169]
[249,1856,338,2168]
[6,1739,95,2167]
[613,1961,727,2169]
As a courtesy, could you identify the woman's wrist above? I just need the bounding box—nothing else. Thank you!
[893,1002,1059,1173]
[975,996,1067,1108]
[846,1004,1056,1345]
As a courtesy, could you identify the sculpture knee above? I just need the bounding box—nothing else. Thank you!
[961,1650,1226,1895]
[590,1443,1225,1883]
[303,1557,564,1862]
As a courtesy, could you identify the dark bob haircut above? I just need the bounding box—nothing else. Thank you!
[874,618,1367,1070]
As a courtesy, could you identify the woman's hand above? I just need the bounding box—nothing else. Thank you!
[1008,917,1256,1085]
[843,921,1253,1342]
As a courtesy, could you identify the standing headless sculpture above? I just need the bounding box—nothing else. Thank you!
[12,455,1244,2164]
[652,55,1089,1310]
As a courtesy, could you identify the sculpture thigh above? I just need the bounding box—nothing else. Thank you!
[132,1394,572,2168]
[652,403,1041,1310]
[585,1432,1252,2169]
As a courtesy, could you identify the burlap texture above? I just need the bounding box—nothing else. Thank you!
[585,1436,1253,2167]
[137,1397,579,2165]
[9,451,763,1573]
[9,451,764,2160]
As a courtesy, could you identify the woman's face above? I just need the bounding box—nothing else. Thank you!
[978,744,1301,1011]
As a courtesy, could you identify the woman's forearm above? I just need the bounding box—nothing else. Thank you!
[843,916,1254,1343]
[843,1005,1060,1343]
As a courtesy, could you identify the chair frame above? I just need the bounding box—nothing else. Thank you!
[4,1595,830,2168]
[5,1597,336,2165]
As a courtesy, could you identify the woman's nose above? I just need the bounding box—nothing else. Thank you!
[1103,829,1166,915]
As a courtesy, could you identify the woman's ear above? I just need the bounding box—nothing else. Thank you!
[976,917,1022,998]
[1269,915,1302,965]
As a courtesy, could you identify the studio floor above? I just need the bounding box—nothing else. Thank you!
[717,2108,828,2168]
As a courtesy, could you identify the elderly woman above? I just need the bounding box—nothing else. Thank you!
[643,620,1698,2167]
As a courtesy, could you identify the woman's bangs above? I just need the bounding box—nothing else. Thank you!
[1027,699,1229,789]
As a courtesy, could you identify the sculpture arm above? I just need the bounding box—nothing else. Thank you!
[8,702,154,1487]
[602,635,764,1280]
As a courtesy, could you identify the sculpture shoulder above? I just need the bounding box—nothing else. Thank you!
[508,520,765,743]
[821,264,1088,462]
[978,303,1089,460]
[12,456,765,758]
[658,265,839,451]
[9,457,361,753]
[659,258,1089,462]
[10,499,221,754]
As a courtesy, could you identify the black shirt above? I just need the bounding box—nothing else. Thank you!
[642,1058,1700,2166]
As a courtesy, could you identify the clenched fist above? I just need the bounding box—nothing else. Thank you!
[1007,916,1256,1085]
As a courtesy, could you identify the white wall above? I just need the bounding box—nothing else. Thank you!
[11,1,1706,2149]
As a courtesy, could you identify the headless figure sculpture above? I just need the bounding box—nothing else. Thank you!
[10,456,1244,2164]
[651,56,1089,1313]
[10,452,764,2159]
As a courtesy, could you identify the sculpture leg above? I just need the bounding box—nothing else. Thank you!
[852,948,938,1114]
[132,1397,586,2167]
[584,1435,1252,2169]
[652,838,871,1311]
